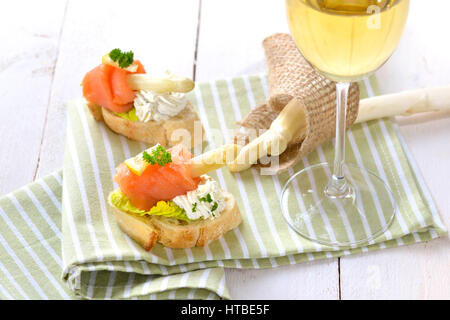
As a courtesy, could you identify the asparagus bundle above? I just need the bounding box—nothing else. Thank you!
[228,86,450,173]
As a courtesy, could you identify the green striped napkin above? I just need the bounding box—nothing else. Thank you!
[0,75,446,300]
[0,172,223,299]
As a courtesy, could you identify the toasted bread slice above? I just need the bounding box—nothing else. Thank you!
[113,208,159,251]
[86,101,205,149]
[110,191,242,250]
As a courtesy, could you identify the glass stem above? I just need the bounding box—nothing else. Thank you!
[326,82,351,198]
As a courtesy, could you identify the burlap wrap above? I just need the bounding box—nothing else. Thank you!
[234,33,360,174]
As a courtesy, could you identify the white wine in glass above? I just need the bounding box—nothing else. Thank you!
[281,0,410,247]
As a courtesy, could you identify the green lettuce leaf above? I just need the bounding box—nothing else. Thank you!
[109,190,191,221]
[114,108,139,121]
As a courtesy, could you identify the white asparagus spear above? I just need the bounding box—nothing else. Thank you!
[356,86,450,123]
[101,53,195,92]
[189,144,240,178]
[228,98,306,172]
[127,74,195,93]
[228,85,450,172]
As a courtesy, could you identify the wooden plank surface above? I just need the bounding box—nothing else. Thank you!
[0,0,448,299]
[0,0,67,195]
[340,1,450,299]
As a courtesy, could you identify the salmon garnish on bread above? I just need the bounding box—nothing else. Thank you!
[109,144,242,250]
[82,49,204,148]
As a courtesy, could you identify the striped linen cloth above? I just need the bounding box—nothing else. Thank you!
[0,171,223,299]
[0,75,447,300]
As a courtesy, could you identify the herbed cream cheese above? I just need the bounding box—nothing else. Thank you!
[172,175,226,220]
[134,90,187,122]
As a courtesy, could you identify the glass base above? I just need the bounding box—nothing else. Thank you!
[280,163,396,248]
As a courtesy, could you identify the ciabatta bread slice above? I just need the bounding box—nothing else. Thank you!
[86,101,205,149]
[113,208,159,251]
[109,191,241,250]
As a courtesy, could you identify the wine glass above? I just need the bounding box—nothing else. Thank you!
[281,0,410,247]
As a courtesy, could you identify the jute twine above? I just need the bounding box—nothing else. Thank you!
[234,33,360,174]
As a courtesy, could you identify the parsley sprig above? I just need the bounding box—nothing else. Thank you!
[142,145,172,166]
[109,48,134,69]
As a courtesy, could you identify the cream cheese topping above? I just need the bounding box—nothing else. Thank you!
[172,175,226,220]
[133,90,187,122]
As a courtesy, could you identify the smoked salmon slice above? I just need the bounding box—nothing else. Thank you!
[114,144,201,211]
[82,60,146,113]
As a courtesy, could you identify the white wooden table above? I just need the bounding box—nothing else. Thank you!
[1,0,449,299]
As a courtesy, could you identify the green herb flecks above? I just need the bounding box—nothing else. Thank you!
[211,201,218,212]
[192,202,197,213]
[142,145,172,166]
[109,48,134,69]
[199,193,213,203]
